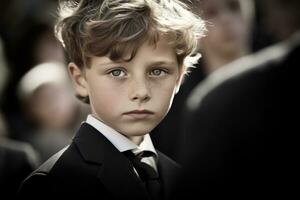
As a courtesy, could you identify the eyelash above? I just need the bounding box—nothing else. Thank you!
[107,67,169,78]
[149,68,168,76]
[109,69,127,77]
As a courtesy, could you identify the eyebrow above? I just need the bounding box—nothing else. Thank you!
[96,60,177,67]
[95,61,121,68]
[148,61,177,66]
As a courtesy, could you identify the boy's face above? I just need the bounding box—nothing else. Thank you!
[69,38,182,140]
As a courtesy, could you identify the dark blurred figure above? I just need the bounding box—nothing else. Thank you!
[152,0,254,161]
[1,36,39,197]
[0,0,64,141]
[0,138,39,197]
[1,0,88,163]
[177,0,300,197]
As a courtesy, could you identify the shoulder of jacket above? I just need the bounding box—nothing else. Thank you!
[157,150,181,170]
[30,145,69,177]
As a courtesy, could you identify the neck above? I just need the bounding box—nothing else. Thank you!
[127,135,144,145]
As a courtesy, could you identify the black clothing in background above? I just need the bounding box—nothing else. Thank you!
[0,138,39,196]
[177,32,299,197]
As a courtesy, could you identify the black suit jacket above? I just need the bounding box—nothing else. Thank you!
[18,123,180,199]
[0,139,38,197]
[178,32,299,197]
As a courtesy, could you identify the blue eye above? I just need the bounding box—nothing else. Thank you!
[150,69,166,76]
[110,69,126,77]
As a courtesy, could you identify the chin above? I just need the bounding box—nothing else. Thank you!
[120,124,155,137]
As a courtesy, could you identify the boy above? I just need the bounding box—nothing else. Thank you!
[18,0,205,199]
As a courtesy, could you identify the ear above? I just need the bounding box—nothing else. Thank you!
[68,63,89,98]
[175,65,185,94]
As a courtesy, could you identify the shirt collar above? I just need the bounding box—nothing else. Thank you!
[85,115,157,156]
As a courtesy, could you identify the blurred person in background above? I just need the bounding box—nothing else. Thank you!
[191,0,254,73]
[0,37,10,138]
[17,62,89,162]
[1,36,39,197]
[0,0,65,141]
[0,139,39,197]
[152,0,254,162]
[1,0,89,164]
[177,0,300,197]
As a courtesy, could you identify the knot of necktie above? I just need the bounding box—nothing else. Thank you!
[124,150,163,200]
[123,150,159,181]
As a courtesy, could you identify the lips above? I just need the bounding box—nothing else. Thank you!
[123,110,154,119]
[124,110,154,114]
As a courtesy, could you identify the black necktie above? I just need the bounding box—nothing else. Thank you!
[124,150,163,200]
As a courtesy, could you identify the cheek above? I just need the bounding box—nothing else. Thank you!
[89,82,125,114]
[152,79,178,108]
[230,15,246,30]
[205,26,223,42]
[235,21,247,38]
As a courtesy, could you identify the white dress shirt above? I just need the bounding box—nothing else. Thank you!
[85,115,158,172]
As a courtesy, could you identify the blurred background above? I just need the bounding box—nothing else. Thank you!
[0,0,90,156]
[0,0,299,195]
[0,0,90,195]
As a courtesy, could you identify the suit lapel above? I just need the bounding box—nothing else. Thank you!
[157,151,181,200]
[73,123,149,200]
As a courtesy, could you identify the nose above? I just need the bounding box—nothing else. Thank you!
[129,76,151,103]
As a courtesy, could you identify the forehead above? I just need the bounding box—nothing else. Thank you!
[134,37,178,63]
[201,0,241,8]
[91,37,178,67]
[188,0,241,16]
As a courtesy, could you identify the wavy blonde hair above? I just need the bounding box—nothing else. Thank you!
[55,0,205,70]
